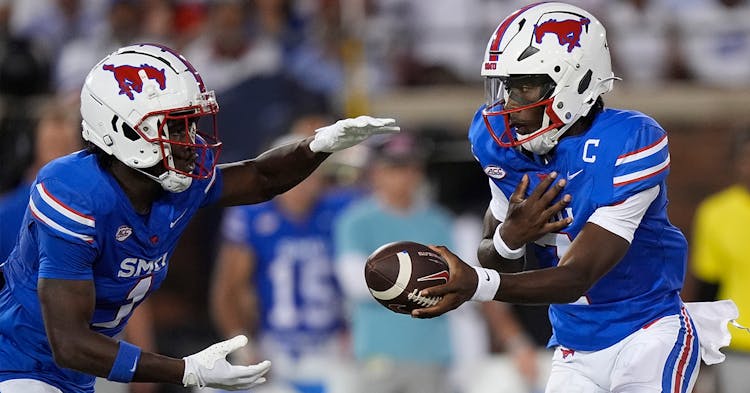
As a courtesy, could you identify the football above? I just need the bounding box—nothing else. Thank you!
[364,241,449,314]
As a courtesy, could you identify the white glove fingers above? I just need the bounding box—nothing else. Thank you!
[231,377,268,390]
[224,361,271,380]
[212,335,249,358]
[371,117,397,127]
[354,117,396,128]
[235,375,268,385]
[369,126,401,134]
[244,359,271,375]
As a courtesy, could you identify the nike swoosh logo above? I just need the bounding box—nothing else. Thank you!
[170,209,187,228]
[484,271,490,281]
[567,169,583,180]
[129,357,138,372]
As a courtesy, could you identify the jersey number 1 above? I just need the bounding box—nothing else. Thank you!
[92,276,153,329]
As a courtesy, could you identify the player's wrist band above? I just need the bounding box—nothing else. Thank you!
[470,266,501,302]
[108,341,142,383]
[493,226,526,260]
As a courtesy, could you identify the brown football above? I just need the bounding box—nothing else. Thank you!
[364,241,449,314]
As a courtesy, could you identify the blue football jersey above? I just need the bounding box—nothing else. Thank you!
[0,150,222,392]
[221,192,353,359]
[469,106,687,351]
[0,182,32,262]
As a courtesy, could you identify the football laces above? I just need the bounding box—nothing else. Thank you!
[407,289,441,307]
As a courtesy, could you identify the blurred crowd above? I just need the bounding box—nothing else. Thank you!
[2,0,750,180]
[1,0,750,393]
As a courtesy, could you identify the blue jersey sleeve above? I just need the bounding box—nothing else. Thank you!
[29,178,97,247]
[609,124,670,203]
[29,178,99,279]
[38,229,98,280]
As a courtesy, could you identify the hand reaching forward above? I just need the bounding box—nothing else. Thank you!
[183,335,271,390]
[308,116,400,153]
[411,245,478,319]
[499,172,572,249]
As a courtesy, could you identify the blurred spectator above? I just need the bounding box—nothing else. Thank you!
[0,0,53,192]
[210,115,357,393]
[450,214,549,393]
[674,0,750,88]
[603,0,683,85]
[141,0,177,44]
[683,128,750,393]
[10,0,105,58]
[183,0,281,94]
[360,0,606,87]
[214,74,330,163]
[333,132,456,393]
[54,0,150,97]
[285,15,345,99]
[0,100,81,262]
[172,0,209,49]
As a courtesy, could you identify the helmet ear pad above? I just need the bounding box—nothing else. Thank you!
[80,44,221,190]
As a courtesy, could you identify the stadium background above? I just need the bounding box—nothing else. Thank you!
[0,0,749,392]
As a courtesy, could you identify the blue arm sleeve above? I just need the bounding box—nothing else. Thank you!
[38,228,97,280]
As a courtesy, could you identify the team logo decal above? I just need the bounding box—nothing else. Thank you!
[561,348,575,359]
[115,225,133,242]
[102,63,167,100]
[534,17,590,53]
[484,165,506,179]
[417,270,450,284]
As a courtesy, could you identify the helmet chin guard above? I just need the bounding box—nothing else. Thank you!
[480,2,617,154]
[80,43,221,192]
[136,168,193,193]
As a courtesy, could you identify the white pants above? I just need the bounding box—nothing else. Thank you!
[0,379,63,393]
[546,307,700,393]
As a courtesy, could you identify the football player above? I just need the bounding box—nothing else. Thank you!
[0,44,398,393]
[210,119,354,393]
[411,3,737,392]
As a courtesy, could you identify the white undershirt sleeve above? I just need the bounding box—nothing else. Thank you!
[488,179,509,222]
[587,185,660,243]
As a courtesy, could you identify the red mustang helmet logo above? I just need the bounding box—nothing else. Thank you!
[534,17,591,53]
[102,63,167,100]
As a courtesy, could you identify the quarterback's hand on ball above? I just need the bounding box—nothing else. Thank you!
[411,245,477,319]
[308,116,400,153]
[183,335,271,390]
[500,172,572,249]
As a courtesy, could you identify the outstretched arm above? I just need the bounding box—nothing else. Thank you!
[494,222,628,304]
[413,222,628,318]
[39,278,185,384]
[218,116,398,206]
[411,174,656,318]
[218,136,326,206]
[39,278,269,390]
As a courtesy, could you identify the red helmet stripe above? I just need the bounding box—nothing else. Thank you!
[488,2,543,61]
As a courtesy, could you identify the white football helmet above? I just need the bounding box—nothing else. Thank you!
[81,43,221,192]
[481,2,617,155]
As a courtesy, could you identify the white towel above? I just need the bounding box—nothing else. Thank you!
[684,300,740,365]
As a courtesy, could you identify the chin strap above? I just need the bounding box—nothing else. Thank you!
[134,168,193,193]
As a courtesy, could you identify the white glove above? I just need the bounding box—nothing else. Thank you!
[308,115,400,153]
[183,335,271,391]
